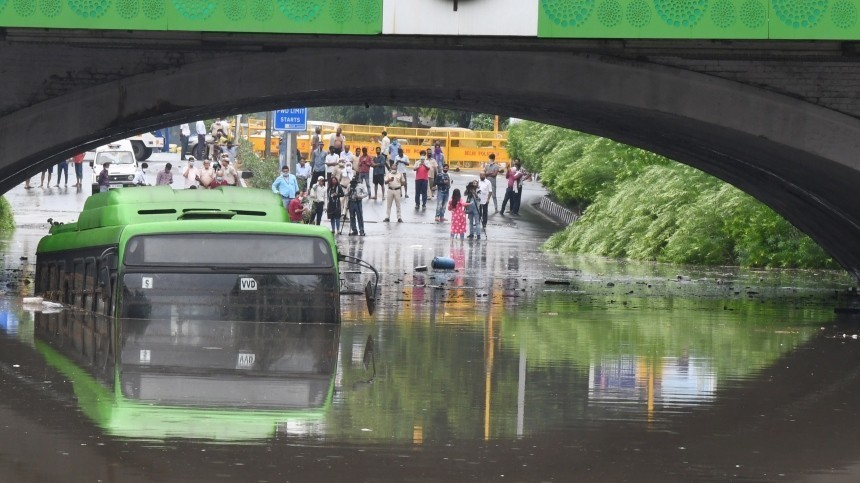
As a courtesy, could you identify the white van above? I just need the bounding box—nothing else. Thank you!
[90,141,138,195]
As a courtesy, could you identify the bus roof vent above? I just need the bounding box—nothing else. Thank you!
[178,210,237,220]
[138,209,177,215]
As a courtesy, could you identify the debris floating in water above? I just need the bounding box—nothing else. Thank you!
[544,280,570,285]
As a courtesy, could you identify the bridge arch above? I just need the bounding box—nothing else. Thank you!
[2,46,860,276]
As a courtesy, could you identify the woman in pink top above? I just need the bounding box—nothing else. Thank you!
[448,188,467,240]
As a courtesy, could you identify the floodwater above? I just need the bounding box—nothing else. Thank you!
[2,173,860,481]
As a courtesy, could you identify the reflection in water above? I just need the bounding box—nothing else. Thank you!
[2,239,859,479]
[29,308,340,441]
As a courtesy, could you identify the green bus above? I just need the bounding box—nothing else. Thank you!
[33,187,376,431]
[36,186,376,322]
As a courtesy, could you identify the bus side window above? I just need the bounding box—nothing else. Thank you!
[37,263,50,295]
[94,260,109,316]
[84,258,96,312]
[73,259,85,308]
[56,261,69,305]
[48,263,58,301]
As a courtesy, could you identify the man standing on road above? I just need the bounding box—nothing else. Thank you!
[358,147,373,193]
[310,176,327,225]
[500,160,523,215]
[132,162,149,186]
[210,170,230,188]
[394,147,409,198]
[194,120,207,160]
[295,156,311,193]
[371,147,387,200]
[325,146,340,184]
[311,126,322,151]
[413,151,431,210]
[347,176,367,236]
[198,159,216,188]
[384,165,404,223]
[288,191,305,223]
[329,127,346,155]
[433,142,445,171]
[220,156,239,186]
[156,162,174,186]
[310,142,327,187]
[272,165,298,209]
[180,123,191,160]
[388,139,400,168]
[477,172,493,229]
[484,154,500,213]
[97,162,111,193]
[183,158,199,189]
[434,164,451,223]
[72,153,85,187]
[379,130,391,164]
[340,144,356,165]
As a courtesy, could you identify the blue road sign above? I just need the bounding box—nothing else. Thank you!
[273,108,308,131]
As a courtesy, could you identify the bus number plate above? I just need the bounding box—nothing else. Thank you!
[237,352,255,369]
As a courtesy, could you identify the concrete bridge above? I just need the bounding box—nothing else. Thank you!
[3,1,860,276]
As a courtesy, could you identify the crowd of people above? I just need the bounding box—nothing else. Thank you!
[274,129,529,239]
[22,121,530,238]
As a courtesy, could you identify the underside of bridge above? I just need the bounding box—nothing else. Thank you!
[2,31,860,277]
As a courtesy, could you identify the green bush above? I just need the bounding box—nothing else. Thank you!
[0,197,13,231]
[237,138,279,190]
[519,122,837,270]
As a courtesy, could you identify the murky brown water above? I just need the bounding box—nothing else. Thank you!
[2,178,860,481]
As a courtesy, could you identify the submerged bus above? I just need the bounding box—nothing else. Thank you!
[36,186,376,321]
[34,187,376,378]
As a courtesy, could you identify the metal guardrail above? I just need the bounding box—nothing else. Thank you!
[539,196,579,225]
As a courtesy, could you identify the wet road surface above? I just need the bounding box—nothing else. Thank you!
[2,175,860,482]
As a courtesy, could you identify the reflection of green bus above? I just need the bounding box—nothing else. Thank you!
[35,310,340,441]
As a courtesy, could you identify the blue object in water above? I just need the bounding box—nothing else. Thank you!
[431,256,456,270]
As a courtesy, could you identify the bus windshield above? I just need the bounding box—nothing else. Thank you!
[120,272,339,324]
[124,234,334,267]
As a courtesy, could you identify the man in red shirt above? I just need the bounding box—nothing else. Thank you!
[413,150,431,210]
[288,192,305,223]
[72,153,85,187]
[358,147,373,194]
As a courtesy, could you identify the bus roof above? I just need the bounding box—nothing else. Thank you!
[74,186,288,230]
[38,187,336,254]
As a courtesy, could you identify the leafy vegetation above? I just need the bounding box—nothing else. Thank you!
[0,197,13,231]
[237,139,279,190]
[507,121,837,269]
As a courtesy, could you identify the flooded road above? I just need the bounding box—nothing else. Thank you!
[2,176,860,481]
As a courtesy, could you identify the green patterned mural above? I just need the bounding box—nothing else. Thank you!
[539,0,860,38]
[0,0,858,39]
[0,0,382,33]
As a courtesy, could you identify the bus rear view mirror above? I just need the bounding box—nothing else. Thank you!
[98,265,111,298]
[365,280,376,316]
[241,171,254,179]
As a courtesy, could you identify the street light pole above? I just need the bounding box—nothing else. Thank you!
[264,111,272,159]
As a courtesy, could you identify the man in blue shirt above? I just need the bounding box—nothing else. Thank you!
[310,142,327,187]
[272,165,299,209]
[434,164,451,222]
[388,139,400,168]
